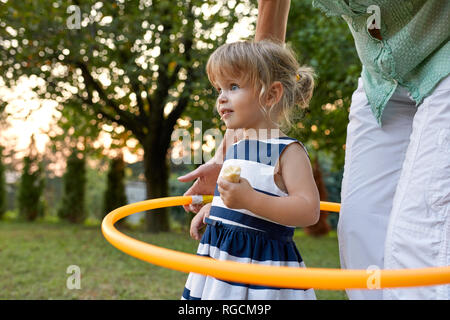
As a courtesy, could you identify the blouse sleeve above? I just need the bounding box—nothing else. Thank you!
[312,0,362,17]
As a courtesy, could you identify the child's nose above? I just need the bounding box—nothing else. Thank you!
[218,92,228,104]
[219,93,228,103]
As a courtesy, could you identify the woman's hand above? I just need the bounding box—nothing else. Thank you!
[190,203,211,241]
[177,129,243,213]
[217,177,255,210]
[178,163,222,213]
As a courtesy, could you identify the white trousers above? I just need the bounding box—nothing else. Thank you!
[338,75,450,300]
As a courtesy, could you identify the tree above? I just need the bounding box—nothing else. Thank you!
[0,0,253,232]
[17,136,45,221]
[57,148,86,223]
[103,153,127,223]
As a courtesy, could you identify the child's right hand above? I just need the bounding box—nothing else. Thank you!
[190,203,212,241]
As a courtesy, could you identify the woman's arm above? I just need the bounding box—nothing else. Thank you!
[255,0,291,43]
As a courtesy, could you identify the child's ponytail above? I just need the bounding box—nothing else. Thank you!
[295,66,315,109]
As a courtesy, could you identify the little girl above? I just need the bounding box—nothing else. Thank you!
[182,40,320,300]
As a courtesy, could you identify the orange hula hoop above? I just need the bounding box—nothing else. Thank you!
[101,195,450,290]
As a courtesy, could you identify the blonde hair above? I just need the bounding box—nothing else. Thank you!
[206,40,315,128]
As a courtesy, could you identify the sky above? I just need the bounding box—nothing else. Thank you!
[0,4,256,169]
[1,76,58,156]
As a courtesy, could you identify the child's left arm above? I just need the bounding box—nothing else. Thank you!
[217,143,320,227]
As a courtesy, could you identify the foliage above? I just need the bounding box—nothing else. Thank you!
[49,103,105,160]
[286,0,361,171]
[0,1,362,231]
[0,0,255,232]
[16,138,45,221]
[57,148,86,223]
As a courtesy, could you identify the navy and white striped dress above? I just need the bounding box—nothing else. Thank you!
[182,137,316,300]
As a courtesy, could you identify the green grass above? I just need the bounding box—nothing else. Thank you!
[0,220,347,300]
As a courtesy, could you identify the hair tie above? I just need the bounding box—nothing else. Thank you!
[296,73,301,82]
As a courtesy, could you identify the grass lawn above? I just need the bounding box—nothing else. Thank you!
[0,219,347,300]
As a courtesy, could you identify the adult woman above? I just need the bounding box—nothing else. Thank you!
[179,0,450,300]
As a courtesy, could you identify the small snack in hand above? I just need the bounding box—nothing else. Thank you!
[221,165,241,183]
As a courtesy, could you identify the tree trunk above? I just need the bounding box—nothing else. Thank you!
[143,141,171,233]
[304,158,331,237]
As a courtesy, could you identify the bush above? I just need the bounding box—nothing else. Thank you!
[103,155,127,223]
[57,150,86,223]
[17,156,45,221]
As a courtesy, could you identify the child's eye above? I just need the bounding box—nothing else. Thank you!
[230,84,239,91]
[215,87,222,94]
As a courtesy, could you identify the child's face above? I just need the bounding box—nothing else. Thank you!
[214,76,269,131]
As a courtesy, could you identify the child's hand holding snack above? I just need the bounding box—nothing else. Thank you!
[218,165,255,210]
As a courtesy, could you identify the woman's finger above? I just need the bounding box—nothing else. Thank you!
[177,166,203,182]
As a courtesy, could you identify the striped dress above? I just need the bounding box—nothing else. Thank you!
[182,137,316,300]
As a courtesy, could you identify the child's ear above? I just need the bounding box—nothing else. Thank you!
[266,81,283,107]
